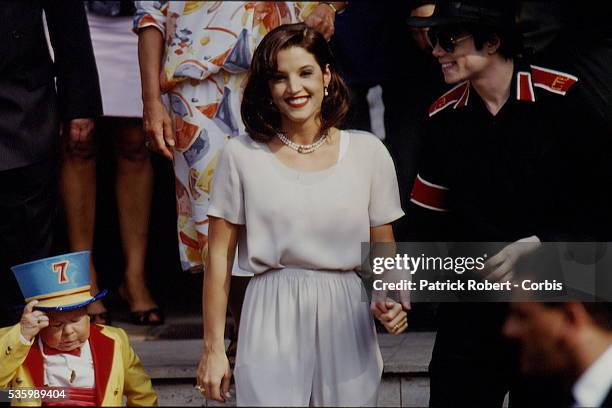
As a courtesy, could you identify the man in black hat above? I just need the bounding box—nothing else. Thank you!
[406,1,612,406]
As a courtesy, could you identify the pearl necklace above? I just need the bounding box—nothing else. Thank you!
[277,131,328,154]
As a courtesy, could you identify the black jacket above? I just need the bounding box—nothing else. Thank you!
[405,60,612,242]
[603,388,612,407]
[0,0,102,170]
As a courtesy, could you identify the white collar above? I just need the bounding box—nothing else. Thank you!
[38,337,90,358]
[572,345,612,407]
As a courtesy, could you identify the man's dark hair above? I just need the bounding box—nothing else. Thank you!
[545,302,612,331]
[440,23,523,59]
[470,23,523,59]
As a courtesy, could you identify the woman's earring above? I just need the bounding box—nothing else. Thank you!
[324,86,329,97]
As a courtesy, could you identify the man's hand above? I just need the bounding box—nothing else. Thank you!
[20,300,49,342]
[481,236,542,282]
[371,265,412,311]
[410,4,436,52]
[143,97,175,160]
[303,3,338,40]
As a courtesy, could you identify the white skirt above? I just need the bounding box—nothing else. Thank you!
[87,13,143,118]
[235,268,383,407]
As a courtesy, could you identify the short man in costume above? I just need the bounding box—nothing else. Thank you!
[0,251,157,406]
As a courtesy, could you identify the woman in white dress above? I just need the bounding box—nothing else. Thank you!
[197,23,408,406]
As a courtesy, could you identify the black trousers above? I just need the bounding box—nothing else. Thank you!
[0,158,57,325]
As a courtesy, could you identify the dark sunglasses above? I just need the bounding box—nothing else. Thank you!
[426,29,473,53]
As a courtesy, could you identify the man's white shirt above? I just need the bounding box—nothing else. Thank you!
[38,337,95,388]
[573,345,612,407]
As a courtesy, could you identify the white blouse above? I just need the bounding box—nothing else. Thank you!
[208,130,405,274]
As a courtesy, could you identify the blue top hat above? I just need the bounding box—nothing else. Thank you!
[11,251,106,311]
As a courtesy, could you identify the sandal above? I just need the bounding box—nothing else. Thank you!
[89,311,112,326]
[130,308,165,326]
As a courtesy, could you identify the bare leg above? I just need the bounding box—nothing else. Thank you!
[60,123,107,319]
[112,118,160,322]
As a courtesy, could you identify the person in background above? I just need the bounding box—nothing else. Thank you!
[135,0,345,357]
[504,302,612,407]
[0,1,102,326]
[516,1,612,136]
[60,0,162,326]
[330,1,443,243]
[197,23,407,405]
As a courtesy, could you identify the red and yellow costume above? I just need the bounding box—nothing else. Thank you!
[0,323,157,406]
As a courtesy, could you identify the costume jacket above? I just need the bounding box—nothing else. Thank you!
[407,60,612,243]
[0,323,157,406]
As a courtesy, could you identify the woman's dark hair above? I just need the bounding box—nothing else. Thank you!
[241,23,350,142]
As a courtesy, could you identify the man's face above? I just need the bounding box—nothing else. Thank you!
[40,308,90,351]
[503,302,569,375]
[430,26,494,84]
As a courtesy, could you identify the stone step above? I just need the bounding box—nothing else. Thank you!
[131,333,435,406]
[151,376,430,407]
[131,333,435,380]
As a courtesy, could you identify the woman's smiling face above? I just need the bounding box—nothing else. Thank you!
[268,46,331,131]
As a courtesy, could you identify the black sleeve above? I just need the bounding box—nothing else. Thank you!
[399,120,455,242]
[567,83,612,242]
[43,0,103,120]
[537,83,612,242]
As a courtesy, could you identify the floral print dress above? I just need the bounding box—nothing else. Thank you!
[134,1,318,272]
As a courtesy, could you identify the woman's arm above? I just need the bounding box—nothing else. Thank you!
[137,26,175,160]
[369,224,409,335]
[196,216,239,402]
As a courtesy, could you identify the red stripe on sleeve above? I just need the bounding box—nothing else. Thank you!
[410,175,450,212]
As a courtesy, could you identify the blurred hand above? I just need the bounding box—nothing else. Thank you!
[371,265,411,311]
[196,349,231,402]
[143,97,175,160]
[303,3,336,40]
[63,118,95,150]
[20,300,49,342]
[481,236,542,282]
[371,299,408,335]
[410,4,436,52]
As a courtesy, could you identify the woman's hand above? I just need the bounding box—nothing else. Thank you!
[142,97,174,160]
[303,3,337,40]
[138,26,174,160]
[196,348,232,402]
[370,300,408,335]
[481,235,542,282]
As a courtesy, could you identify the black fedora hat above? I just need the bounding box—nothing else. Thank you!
[407,0,516,28]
